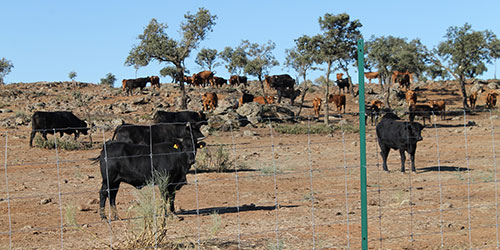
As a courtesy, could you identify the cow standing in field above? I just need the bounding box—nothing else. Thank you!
[213,77,227,88]
[364,72,380,84]
[405,90,417,105]
[366,100,383,125]
[336,78,350,94]
[201,92,218,111]
[409,104,433,126]
[153,111,208,128]
[30,111,89,147]
[192,70,215,87]
[122,77,151,95]
[229,75,247,87]
[312,97,322,118]
[150,75,160,89]
[97,129,206,220]
[429,100,446,120]
[469,91,478,110]
[376,114,424,172]
[328,94,346,113]
[486,92,499,109]
[264,74,298,104]
[111,123,205,146]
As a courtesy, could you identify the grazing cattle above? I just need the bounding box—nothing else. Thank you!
[405,90,417,105]
[213,76,227,88]
[409,104,433,126]
[201,92,218,111]
[376,116,424,172]
[153,111,208,127]
[469,91,478,110]
[30,111,89,147]
[112,122,205,146]
[366,100,383,125]
[336,73,344,81]
[364,72,380,84]
[336,78,350,94]
[328,94,346,113]
[122,77,151,95]
[150,75,160,89]
[486,92,499,109]
[312,97,322,118]
[239,92,255,107]
[251,95,275,105]
[429,100,446,120]
[98,130,206,220]
[229,75,248,87]
[264,74,295,90]
[192,70,215,87]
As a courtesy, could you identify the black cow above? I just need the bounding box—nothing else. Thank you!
[264,74,295,89]
[30,111,89,147]
[112,123,205,145]
[376,115,424,172]
[336,78,350,94]
[229,75,248,87]
[238,92,255,107]
[153,110,208,127]
[122,77,151,95]
[97,133,205,220]
[277,88,301,105]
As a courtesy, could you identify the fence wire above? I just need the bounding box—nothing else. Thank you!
[0,109,500,249]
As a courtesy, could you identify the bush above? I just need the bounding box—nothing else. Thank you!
[274,123,336,134]
[33,134,91,150]
[195,145,239,172]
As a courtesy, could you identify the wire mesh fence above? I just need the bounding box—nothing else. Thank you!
[1,109,500,249]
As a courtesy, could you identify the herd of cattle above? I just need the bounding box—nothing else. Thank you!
[26,70,500,220]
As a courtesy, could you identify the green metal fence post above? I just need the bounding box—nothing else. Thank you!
[357,38,368,250]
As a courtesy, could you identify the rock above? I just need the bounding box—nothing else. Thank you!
[132,97,150,105]
[243,130,256,137]
[214,98,239,115]
[488,81,499,89]
[491,115,499,120]
[78,204,91,211]
[40,198,52,205]
[15,117,24,125]
[471,83,483,93]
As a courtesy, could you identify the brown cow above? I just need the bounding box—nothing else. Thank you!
[150,75,160,89]
[252,96,275,105]
[469,91,478,110]
[429,100,446,120]
[405,90,417,105]
[183,75,194,85]
[364,72,380,84]
[229,75,247,87]
[336,73,343,81]
[312,97,322,118]
[392,71,413,90]
[328,94,346,113]
[201,92,218,111]
[193,70,215,87]
[486,92,499,109]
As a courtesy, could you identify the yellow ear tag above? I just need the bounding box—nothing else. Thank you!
[173,144,179,149]
[199,144,204,148]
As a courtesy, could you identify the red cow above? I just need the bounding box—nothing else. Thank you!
[364,72,380,84]
[312,97,322,118]
[328,94,346,113]
[469,91,478,110]
[150,75,160,89]
[201,92,218,111]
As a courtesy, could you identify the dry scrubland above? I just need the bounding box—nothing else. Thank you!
[1,79,500,249]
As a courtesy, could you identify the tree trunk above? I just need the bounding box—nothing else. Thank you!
[459,75,469,110]
[258,75,268,104]
[323,63,332,125]
[176,66,188,109]
[384,75,392,109]
[296,74,308,117]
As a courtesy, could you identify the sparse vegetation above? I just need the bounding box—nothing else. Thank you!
[274,123,336,134]
[33,134,90,150]
[195,145,237,172]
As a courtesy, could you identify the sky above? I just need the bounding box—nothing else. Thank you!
[1,1,499,87]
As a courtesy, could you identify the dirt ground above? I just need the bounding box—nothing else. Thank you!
[1,80,500,249]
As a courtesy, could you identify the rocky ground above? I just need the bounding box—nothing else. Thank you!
[1,78,500,249]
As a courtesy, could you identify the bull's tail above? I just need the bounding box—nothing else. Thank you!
[89,155,100,164]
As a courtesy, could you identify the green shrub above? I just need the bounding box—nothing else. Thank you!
[274,123,336,134]
[195,145,236,172]
[33,134,90,150]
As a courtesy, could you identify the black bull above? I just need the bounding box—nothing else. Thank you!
[97,138,205,220]
[30,111,89,147]
[376,116,424,172]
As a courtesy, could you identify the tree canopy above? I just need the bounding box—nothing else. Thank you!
[195,48,220,72]
[0,58,14,85]
[99,73,116,87]
[125,8,217,108]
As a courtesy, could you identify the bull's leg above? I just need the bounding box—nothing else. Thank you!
[108,183,120,220]
[399,149,406,172]
[379,144,390,171]
[42,132,48,141]
[409,146,417,172]
[29,131,36,147]
[59,131,64,138]
[99,183,108,220]
[168,185,177,214]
